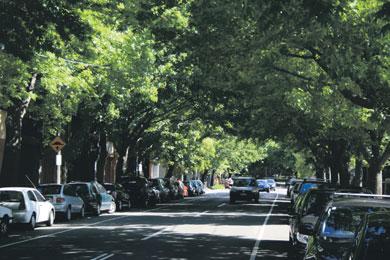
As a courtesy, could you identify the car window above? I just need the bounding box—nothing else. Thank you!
[0,191,24,203]
[303,192,333,216]
[27,191,37,201]
[33,190,46,202]
[38,185,62,195]
[69,184,90,196]
[63,185,75,196]
[300,183,318,194]
[233,179,253,187]
[362,223,390,259]
[320,207,377,239]
[96,183,106,193]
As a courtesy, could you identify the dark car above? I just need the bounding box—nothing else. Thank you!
[150,178,170,203]
[121,176,158,208]
[68,181,116,216]
[304,197,390,260]
[256,179,270,192]
[287,178,302,197]
[291,179,327,205]
[195,180,205,194]
[348,211,390,260]
[163,178,180,200]
[229,177,259,203]
[103,183,131,211]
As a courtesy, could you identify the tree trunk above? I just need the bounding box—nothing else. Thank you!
[165,164,175,179]
[96,132,107,183]
[352,157,363,187]
[210,169,216,187]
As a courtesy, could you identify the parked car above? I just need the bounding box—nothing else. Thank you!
[304,197,390,260]
[287,178,302,197]
[163,178,180,200]
[266,179,276,191]
[230,177,259,203]
[68,182,116,215]
[121,176,158,208]
[38,184,85,221]
[103,183,131,211]
[150,178,171,202]
[0,205,12,236]
[195,180,205,194]
[348,211,390,260]
[256,179,270,192]
[191,180,203,196]
[0,187,55,230]
[291,179,327,205]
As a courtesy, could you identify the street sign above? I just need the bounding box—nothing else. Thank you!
[50,136,65,152]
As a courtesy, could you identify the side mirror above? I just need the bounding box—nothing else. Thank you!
[299,223,314,236]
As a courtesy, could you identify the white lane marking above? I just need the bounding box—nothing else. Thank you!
[99,253,114,260]
[195,210,209,217]
[249,193,279,260]
[0,206,166,249]
[217,203,226,208]
[91,253,108,260]
[141,227,170,241]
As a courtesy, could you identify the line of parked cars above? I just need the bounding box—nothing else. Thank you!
[288,178,390,260]
[0,177,206,236]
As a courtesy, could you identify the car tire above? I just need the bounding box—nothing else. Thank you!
[108,201,116,214]
[127,200,131,209]
[117,201,123,211]
[46,211,54,226]
[95,204,101,216]
[79,206,85,218]
[29,213,36,230]
[64,207,72,221]
[0,216,9,236]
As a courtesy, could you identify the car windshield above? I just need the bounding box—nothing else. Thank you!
[233,179,255,187]
[38,185,62,195]
[257,180,267,185]
[267,179,275,184]
[300,183,318,194]
[69,184,90,196]
[0,191,24,203]
[103,184,115,191]
[320,207,380,239]
[303,192,333,216]
[293,183,302,192]
[361,222,390,259]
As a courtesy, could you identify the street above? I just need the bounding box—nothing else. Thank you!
[0,188,289,260]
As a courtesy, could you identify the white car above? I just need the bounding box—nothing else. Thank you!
[38,184,85,221]
[0,187,55,230]
[0,205,12,236]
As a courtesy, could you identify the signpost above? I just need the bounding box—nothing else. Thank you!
[50,136,65,184]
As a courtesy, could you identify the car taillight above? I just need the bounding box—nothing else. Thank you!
[19,201,26,210]
[56,197,65,203]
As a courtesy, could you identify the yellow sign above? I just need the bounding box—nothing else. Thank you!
[50,136,65,152]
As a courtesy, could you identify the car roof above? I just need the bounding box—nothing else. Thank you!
[233,177,254,179]
[329,198,390,208]
[0,187,36,192]
[38,183,63,186]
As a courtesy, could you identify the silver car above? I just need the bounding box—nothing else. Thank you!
[38,184,85,221]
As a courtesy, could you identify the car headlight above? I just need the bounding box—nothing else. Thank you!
[296,232,309,244]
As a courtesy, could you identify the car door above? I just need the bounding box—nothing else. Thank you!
[95,183,110,210]
[63,185,81,213]
[33,190,50,222]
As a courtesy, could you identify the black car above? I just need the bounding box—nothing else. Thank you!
[68,181,116,216]
[287,178,302,197]
[149,178,170,203]
[348,211,390,260]
[304,198,390,260]
[291,179,328,205]
[229,177,259,203]
[289,189,337,258]
[289,188,372,259]
[121,176,158,208]
[103,183,131,211]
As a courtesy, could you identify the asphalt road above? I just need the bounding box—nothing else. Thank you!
[0,188,290,260]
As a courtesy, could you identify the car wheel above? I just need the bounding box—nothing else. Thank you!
[65,207,72,221]
[0,216,9,236]
[79,206,85,218]
[117,201,123,211]
[95,204,101,216]
[46,211,54,226]
[29,214,36,230]
[127,200,131,209]
[108,201,116,214]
